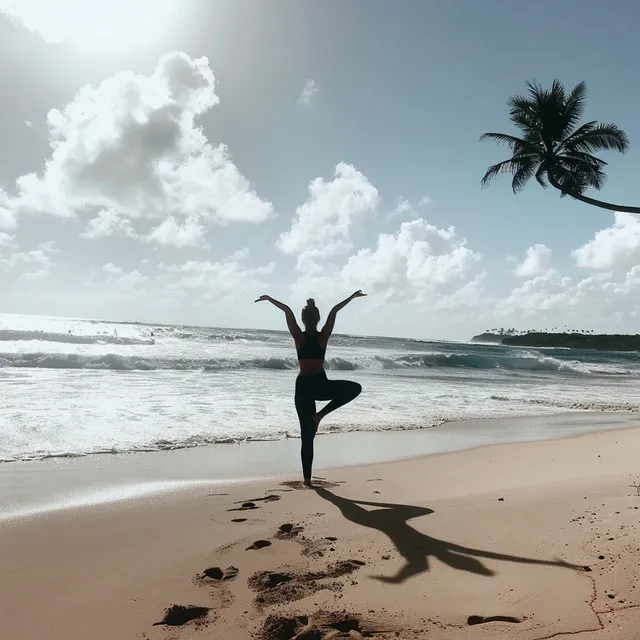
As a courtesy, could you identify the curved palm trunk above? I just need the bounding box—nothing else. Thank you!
[548,175,640,214]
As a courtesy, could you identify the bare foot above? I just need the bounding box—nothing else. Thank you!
[303,478,313,488]
[312,413,322,434]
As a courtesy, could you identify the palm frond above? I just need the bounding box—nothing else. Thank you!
[555,121,596,151]
[553,81,587,139]
[563,123,629,154]
[507,93,539,132]
[535,163,549,188]
[561,151,607,171]
[511,156,538,193]
[479,132,539,155]
[552,157,608,194]
[480,155,538,188]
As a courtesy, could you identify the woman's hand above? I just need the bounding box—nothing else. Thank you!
[255,295,272,303]
[350,290,367,299]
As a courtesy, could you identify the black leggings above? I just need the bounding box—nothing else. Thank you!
[294,371,362,480]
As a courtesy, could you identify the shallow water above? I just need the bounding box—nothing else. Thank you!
[1,312,639,462]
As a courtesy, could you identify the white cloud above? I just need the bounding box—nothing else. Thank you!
[572,213,640,271]
[494,268,639,332]
[514,243,552,277]
[434,272,490,310]
[278,163,379,270]
[161,250,274,299]
[103,263,124,276]
[81,209,138,239]
[0,189,16,229]
[0,232,16,247]
[148,215,208,248]
[385,196,433,223]
[291,217,482,306]
[102,263,147,290]
[2,52,273,230]
[340,218,481,298]
[500,270,576,316]
[0,239,56,279]
[298,79,319,106]
[385,197,413,223]
[609,266,640,296]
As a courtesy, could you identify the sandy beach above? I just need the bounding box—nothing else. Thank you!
[2,423,640,639]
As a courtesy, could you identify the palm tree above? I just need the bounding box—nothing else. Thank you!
[481,80,640,214]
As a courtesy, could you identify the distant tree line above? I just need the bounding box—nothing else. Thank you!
[485,327,596,336]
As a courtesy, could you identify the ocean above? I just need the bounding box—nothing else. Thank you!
[1,312,639,464]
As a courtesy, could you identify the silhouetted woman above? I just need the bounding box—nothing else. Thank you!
[255,291,366,486]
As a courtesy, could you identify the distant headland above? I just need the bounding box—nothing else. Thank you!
[471,329,640,351]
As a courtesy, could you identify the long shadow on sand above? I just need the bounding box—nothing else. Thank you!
[315,487,583,584]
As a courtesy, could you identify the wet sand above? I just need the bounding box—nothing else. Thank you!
[2,424,640,638]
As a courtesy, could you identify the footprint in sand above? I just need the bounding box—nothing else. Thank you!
[153,605,210,627]
[257,612,371,640]
[231,518,248,523]
[254,572,293,589]
[280,479,343,490]
[201,566,239,582]
[249,560,366,608]
[228,502,259,512]
[467,615,521,625]
[236,495,281,505]
[246,540,272,551]
[228,495,281,511]
[276,523,305,539]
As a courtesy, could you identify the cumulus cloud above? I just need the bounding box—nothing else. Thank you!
[160,250,275,300]
[2,52,273,234]
[0,240,56,279]
[384,197,413,223]
[102,262,147,290]
[298,79,319,106]
[572,213,640,271]
[434,272,490,310]
[0,232,16,248]
[291,217,482,307]
[148,215,208,249]
[493,267,640,334]
[608,266,640,296]
[0,189,16,229]
[81,209,138,240]
[514,244,552,277]
[340,219,481,298]
[278,163,379,270]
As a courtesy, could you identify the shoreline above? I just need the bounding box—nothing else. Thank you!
[1,411,638,521]
[2,425,640,638]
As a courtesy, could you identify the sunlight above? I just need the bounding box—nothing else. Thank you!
[1,0,182,56]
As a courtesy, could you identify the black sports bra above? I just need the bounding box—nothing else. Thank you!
[297,331,326,360]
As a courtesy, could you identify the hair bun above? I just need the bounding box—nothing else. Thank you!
[306,298,316,307]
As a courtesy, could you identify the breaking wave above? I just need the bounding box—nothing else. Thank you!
[0,349,632,374]
[0,329,154,346]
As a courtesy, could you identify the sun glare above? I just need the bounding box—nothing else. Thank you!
[1,0,182,57]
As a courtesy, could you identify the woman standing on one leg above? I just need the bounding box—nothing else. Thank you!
[255,290,366,487]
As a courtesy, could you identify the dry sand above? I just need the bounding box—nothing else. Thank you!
[2,426,640,639]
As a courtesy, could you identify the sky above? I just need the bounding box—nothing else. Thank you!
[1,0,640,340]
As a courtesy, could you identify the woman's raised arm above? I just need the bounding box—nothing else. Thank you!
[321,290,367,340]
[255,295,303,343]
